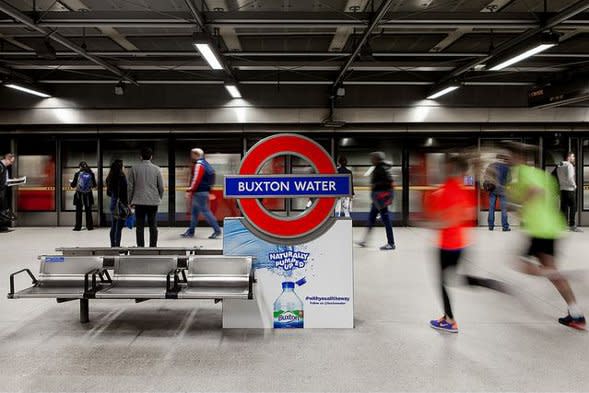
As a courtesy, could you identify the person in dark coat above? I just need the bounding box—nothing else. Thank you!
[71,161,96,231]
[357,152,396,250]
[106,159,129,247]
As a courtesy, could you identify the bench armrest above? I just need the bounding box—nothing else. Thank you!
[248,268,255,300]
[8,269,38,298]
[84,268,110,294]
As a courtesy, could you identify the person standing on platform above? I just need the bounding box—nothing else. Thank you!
[181,148,221,239]
[357,152,395,250]
[506,144,586,330]
[128,147,164,247]
[335,155,354,218]
[556,152,582,232]
[427,156,508,333]
[71,161,96,231]
[484,154,511,232]
[106,159,129,247]
[0,153,16,233]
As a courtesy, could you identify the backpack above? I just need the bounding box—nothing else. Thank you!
[551,166,560,185]
[77,171,93,193]
[204,163,216,186]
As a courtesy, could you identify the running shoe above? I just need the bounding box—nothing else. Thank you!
[502,227,511,232]
[558,314,586,330]
[208,231,222,239]
[570,227,584,232]
[429,317,458,333]
[379,243,396,250]
[180,232,194,238]
[356,241,367,248]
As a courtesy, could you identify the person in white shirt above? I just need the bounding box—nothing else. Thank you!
[556,152,581,232]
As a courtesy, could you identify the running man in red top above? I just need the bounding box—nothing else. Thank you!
[426,155,507,333]
[181,148,221,239]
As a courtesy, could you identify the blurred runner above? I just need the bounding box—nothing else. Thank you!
[427,155,507,333]
[506,143,586,330]
[357,152,395,250]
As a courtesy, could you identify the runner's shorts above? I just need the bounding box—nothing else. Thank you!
[525,237,556,258]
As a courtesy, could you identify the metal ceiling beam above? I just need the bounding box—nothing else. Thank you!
[332,0,395,89]
[34,79,535,86]
[4,50,589,59]
[428,0,513,53]
[1,11,588,29]
[0,63,34,83]
[440,0,589,83]
[328,0,369,52]
[0,1,137,85]
[57,0,139,51]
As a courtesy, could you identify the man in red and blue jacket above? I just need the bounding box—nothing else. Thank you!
[181,148,221,239]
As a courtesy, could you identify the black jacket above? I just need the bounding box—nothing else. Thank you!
[0,162,6,193]
[338,165,355,195]
[106,175,128,205]
[71,170,97,207]
[371,162,393,192]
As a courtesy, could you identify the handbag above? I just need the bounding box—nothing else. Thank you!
[113,199,131,220]
[0,208,15,227]
[125,213,135,230]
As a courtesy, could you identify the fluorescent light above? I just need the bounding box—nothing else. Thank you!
[489,43,556,71]
[194,43,223,70]
[427,85,459,99]
[225,84,242,98]
[5,83,51,98]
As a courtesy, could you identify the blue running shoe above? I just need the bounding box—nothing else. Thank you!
[430,317,458,333]
[180,232,194,238]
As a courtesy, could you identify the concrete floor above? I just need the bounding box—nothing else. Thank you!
[1,226,588,393]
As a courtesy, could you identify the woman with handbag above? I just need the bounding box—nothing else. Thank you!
[106,159,129,247]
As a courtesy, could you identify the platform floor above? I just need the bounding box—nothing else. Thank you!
[1,226,588,392]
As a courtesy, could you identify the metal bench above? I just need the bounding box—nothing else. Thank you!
[177,256,254,300]
[94,256,179,300]
[8,254,256,325]
[55,247,223,257]
[8,256,110,323]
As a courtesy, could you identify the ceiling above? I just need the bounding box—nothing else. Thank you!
[0,0,588,107]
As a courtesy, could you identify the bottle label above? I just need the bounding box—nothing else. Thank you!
[273,310,304,328]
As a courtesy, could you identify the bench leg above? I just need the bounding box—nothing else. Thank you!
[80,299,90,324]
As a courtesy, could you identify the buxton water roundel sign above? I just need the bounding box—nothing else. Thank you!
[223,134,353,244]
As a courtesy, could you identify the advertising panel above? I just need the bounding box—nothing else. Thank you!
[222,218,354,329]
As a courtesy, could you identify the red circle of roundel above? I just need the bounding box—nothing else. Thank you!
[239,134,336,239]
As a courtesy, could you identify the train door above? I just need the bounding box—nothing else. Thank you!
[335,136,404,225]
[407,136,477,226]
[15,137,57,226]
[173,137,242,227]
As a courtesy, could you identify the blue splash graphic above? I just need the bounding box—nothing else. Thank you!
[223,219,310,278]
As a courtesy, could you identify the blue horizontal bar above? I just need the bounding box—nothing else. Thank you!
[224,174,352,198]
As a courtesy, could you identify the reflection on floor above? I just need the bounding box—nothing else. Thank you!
[1,226,588,392]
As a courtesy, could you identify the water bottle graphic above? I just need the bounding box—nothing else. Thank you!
[273,281,304,328]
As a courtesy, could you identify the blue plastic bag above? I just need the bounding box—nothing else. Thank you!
[125,213,135,230]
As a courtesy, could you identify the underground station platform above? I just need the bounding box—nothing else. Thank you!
[2,0,589,392]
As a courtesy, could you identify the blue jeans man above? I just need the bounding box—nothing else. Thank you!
[184,191,221,238]
[488,192,510,231]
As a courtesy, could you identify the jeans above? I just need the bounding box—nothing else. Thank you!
[135,205,158,247]
[109,199,125,247]
[186,191,221,235]
[560,190,577,227]
[366,203,395,246]
[74,202,93,230]
[335,197,352,217]
[488,192,509,229]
